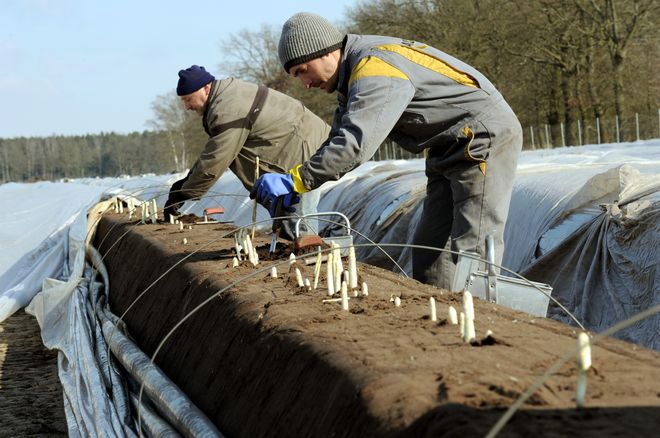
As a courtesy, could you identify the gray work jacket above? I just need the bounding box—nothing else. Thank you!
[298,34,520,190]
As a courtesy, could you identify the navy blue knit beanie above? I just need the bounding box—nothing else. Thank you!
[176,65,215,96]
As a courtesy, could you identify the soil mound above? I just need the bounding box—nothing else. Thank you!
[0,311,67,436]
[95,213,660,437]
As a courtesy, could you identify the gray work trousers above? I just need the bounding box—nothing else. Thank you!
[412,111,522,290]
[279,189,321,241]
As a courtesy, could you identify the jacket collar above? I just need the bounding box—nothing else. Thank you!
[202,80,218,135]
[336,35,353,98]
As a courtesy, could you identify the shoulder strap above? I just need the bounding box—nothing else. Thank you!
[207,84,269,137]
[245,85,269,130]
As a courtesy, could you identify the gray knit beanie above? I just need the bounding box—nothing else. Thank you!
[278,12,344,73]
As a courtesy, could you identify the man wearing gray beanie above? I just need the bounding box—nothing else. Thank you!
[165,64,330,240]
[252,12,523,290]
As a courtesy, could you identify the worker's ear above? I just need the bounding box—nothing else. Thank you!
[203,82,212,95]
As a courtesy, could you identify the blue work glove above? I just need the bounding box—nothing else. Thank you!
[250,173,300,217]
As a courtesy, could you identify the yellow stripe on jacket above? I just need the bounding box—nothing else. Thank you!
[349,56,409,87]
[376,44,479,88]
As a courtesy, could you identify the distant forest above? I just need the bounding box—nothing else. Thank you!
[2,0,657,183]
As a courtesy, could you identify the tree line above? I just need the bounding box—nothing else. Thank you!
[1,0,657,183]
[0,132,177,183]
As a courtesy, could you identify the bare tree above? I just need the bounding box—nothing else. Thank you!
[218,24,290,90]
[0,140,9,182]
[148,93,189,172]
[574,0,657,139]
[217,24,337,122]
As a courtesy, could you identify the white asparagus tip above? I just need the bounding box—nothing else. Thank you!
[295,268,304,288]
[341,281,349,311]
[429,297,437,322]
[463,290,475,321]
[448,306,458,325]
[576,332,591,408]
[577,332,592,371]
[464,317,476,343]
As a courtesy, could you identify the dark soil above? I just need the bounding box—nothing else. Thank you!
[95,211,660,437]
[0,311,67,437]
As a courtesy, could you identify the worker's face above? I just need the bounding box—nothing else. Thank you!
[180,84,211,115]
[289,51,341,93]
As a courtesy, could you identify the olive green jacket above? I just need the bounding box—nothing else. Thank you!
[181,78,330,198]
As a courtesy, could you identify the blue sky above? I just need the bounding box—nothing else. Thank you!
[0,0,358,138]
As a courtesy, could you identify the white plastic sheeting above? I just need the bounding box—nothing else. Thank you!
[518,164,660,349]
[0,182,109,321]
[504,142,660,271]
[22,198,138,436]
[505,143,660,349]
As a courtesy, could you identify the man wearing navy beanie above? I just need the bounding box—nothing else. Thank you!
[176,65,215,100]
[165,65,330,240]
